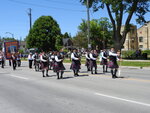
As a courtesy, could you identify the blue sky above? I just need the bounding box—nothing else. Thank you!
[0,0,150,40]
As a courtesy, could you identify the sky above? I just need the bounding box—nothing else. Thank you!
[0,0,150,40]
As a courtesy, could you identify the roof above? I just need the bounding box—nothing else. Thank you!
[63,38,72,45]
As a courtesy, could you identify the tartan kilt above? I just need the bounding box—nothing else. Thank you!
[100,59,108,65]
[41,62,48,70]
[90,60,97,68]
[108,61,119,68]
[70,60,81,70]
[53,62,65,72]
[49,61,54,67]
[85,59,90,66]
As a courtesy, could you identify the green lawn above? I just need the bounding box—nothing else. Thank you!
[22,58,150,67]
[64,58,150,67]
[120,61,150,67]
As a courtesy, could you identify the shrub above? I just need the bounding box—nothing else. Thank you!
[142,50,150,55]
[121,50,135,59]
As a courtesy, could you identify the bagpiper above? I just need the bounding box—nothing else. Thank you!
[100,49,108,73]
[54,51,65,79]
[0,51,5,68]
[11,53,17,70]
[32,52,40,71]
[40,51,49,77]
[49,52,55,70]
[89,50,98,74]
[108,48,120,78]
[16,52,21,67]
[70,49,81,76]
[85,50,91,71]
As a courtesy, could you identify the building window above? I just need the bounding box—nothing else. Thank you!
[139,45,143,49]
[139,37,143,42]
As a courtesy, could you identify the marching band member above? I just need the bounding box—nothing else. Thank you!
[16,52,21,67]
[108,48,120,78]
[85,50,91,71]
[40,51,49,77]
[89,50,98,74]
[11,53,17,70]
[32,52,40,71]
[70,49,81,76]
[0,51,5,68]
[100,49,108,73]
[54,51,65,79]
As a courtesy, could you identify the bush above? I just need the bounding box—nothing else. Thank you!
[122,50,135,59]
[142,50,150,55]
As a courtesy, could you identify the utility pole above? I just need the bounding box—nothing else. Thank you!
[28,8,32,30]
[87,0,91,49]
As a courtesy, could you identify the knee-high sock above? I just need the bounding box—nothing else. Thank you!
[46,69,48,75]
[60,71,64,78]
[42,70,45,76]
[57,72,59,79]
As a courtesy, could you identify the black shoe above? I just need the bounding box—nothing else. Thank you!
[95,72,97,74]
[91,72,93,74]
[43,75,45,77]
[76,74,79,76]
[46,74,49,77]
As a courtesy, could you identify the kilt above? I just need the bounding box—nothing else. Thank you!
[108,61,119,68]
[85,59,90,66]
[90,60,97,68]
[100,59,108,65]
[49,60,54,67]
[70,60,81,70]
[41,62,48,70]
[53,62,65,72]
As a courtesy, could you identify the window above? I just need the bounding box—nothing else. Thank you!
[139,45,143,49]
[139,37,143,42]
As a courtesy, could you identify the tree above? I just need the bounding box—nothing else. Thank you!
[73,32,88,48]
[80,0,150,50]
[63,32,71,38]
[26,16,62,51]
[78,18,113,49]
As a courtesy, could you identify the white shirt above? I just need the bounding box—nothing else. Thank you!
[109,51,118,56]
[89,53,97,60]
[55,56,62,62]
[28,54,33,60]
[40,54,47,62]
[109,51,120,61]
[85,53,90,60]
[71,53,79,60]
[101,52,107,59]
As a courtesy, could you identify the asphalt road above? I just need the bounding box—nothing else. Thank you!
[0,61,150,113]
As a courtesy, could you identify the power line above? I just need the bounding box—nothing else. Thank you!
[44,0,79,6]
[8,0,86,12]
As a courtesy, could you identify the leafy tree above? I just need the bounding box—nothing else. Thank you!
[80,0,150,50]
[26,16,61,51]
[73,32,88,48]
[63,32,71,38]
[55,35,63,50]
[78,18,112,49]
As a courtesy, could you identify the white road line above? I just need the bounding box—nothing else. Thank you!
[10,75,29,80]
[95,92,150,107]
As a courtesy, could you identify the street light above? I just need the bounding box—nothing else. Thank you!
[5,32,14,39]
